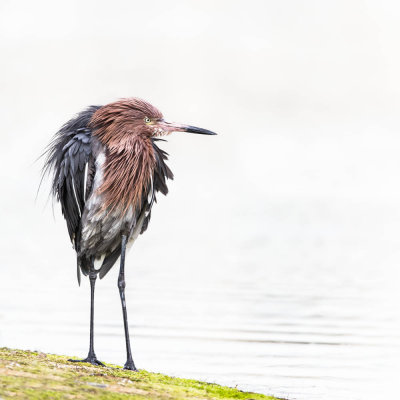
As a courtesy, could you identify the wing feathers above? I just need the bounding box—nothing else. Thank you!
[140,139,173,235]
[42,106,100,246]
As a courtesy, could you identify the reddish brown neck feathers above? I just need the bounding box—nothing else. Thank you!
[89,99,162,213]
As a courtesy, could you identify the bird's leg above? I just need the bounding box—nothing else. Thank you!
[69,260,104,366]
[118,234,137,371]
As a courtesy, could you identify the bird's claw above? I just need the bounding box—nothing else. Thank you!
[123,360,137,371]
[68,356,105,367]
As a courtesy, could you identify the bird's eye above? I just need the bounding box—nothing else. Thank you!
[144,117,151,124]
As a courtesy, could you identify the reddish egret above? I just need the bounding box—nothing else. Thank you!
[43,98,216,370]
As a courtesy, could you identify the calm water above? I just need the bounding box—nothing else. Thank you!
[1,185,399,400]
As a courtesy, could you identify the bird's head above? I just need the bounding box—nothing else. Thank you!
[90,98,217,147]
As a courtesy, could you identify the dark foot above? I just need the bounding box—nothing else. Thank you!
[68,355,105,367]
[123,359,137,371]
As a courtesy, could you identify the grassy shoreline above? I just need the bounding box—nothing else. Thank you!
[0,348,281,399]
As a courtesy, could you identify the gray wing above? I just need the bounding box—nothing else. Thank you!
[140,139,174,234]
[43,106,100,246]
[42,106,100,283]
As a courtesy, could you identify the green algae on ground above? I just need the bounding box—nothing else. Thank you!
[0,348,280,400]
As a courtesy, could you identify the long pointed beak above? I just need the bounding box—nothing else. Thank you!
[181,124,217,135]
[160,120,217,135]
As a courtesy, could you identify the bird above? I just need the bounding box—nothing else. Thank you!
[42,98,217,370]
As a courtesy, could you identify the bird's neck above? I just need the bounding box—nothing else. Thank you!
[98,134,155,213]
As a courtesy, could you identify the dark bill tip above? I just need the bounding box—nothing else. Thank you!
[183,125,218,135]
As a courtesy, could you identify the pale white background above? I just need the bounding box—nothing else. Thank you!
[1,1,400,399]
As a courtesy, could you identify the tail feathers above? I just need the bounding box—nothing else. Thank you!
[77,255,91,280]
[77,248,121,283]
[99,247,121,279]
[77,259,81,286]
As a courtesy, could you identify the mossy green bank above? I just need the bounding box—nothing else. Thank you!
[0,348,280,400]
